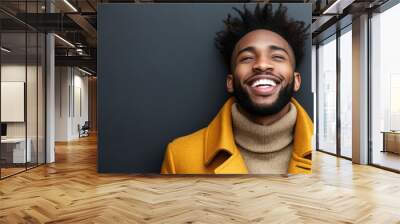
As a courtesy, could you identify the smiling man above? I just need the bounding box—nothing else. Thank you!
[161,4,313,174]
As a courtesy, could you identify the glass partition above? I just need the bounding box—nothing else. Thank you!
[0,1,46,179]
[1,30,28,177]
[317,35,337,155]
[27,30,38,169]
[370,3,400,171]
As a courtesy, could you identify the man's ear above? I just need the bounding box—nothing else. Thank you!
[226,74,234,94]
[293,72,301,92]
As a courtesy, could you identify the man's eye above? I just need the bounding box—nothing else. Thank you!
[272,55,285,61]
[240,57,253,62]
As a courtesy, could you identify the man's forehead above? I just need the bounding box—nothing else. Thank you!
[234,29,293,56]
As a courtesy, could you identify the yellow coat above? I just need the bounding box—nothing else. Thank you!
[161,97,313,174]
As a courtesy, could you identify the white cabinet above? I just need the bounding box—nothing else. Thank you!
[1,138,32,163]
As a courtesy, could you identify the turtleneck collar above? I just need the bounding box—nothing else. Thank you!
[231,102,297,154]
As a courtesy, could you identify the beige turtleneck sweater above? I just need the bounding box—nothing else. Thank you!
[231,102,297,174]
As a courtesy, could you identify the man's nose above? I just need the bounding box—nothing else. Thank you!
[252,57,273,72]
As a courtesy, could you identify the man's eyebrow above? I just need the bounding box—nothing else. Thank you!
[236,46,256,57]
[236,45,290,57]
[269,45,290,56]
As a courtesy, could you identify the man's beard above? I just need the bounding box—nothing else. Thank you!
[233,75,295,117]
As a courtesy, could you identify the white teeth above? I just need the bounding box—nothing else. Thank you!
[251,79,277,87]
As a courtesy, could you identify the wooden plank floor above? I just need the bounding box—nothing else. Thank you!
[1,135,400,224]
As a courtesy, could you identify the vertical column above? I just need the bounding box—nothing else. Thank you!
[46,0,55,163]
[336,30,341,157]
[352,14,369,164]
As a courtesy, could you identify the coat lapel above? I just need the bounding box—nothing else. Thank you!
[288,98,313,173]
[203,97,313,174]
[203,97,248,174]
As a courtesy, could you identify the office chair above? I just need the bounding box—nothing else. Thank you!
[79,121,90,138]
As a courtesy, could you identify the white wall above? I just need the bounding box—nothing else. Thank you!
[55,66,89,141]
[72,72,89,138]
[55,66,70,141]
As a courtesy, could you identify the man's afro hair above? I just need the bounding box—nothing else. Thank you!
[215,4,310,71]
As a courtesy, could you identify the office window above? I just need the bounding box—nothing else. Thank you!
[371,3,400,171]
[318,35,337,154]
[339,27,352,158]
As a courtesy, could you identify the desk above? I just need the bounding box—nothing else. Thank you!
[1,138,31,163]
[381,131,400,154]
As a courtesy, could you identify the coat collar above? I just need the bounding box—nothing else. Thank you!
[203,97,313,174]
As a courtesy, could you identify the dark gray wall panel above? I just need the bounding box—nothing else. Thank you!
[98,3,312,173]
